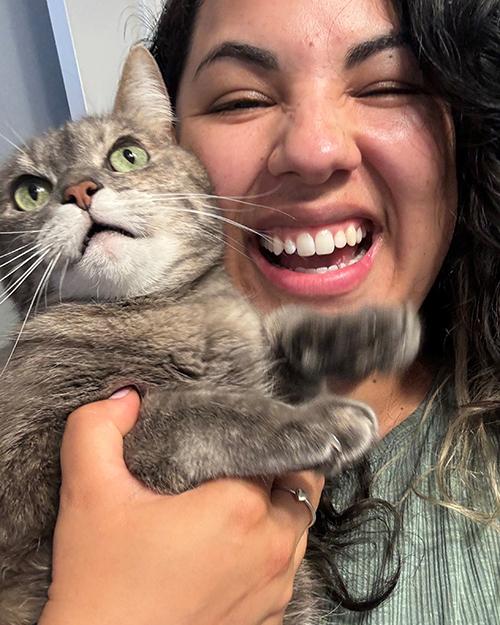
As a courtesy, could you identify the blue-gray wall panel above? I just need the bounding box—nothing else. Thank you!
[0,0,70,161]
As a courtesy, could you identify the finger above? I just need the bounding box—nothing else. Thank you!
[60,388,141,492]
[273,471,324,509]
[270,471,325,543]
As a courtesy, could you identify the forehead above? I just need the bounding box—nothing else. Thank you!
[6,119,112,180]
[5,117,149,181]
[190,0,397,65]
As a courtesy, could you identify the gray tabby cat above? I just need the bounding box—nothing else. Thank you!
[0,47,420,625]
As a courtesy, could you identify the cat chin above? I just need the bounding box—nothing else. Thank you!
[50,274,162,302]
[47,232,183,301]
[49,262,164,302]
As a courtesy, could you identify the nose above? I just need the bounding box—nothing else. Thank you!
[63,180,102,210]
[267,97,361,185]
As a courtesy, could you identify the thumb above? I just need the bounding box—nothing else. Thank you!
[60,388,142,493]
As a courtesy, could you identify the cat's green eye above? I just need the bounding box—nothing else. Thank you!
[13,177,53,211]
[109,145,149,173]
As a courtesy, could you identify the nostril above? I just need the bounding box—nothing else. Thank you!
[62,180,102,209]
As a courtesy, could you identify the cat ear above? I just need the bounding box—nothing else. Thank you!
[113,46,175,138]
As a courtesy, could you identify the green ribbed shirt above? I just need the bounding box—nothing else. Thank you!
[327,387,500,625]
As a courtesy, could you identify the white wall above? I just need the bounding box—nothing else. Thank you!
[0,0,70,161]
[57,0,154,116]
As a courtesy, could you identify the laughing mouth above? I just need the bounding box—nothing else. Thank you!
[257,221,375,274]
[81,222,135,255]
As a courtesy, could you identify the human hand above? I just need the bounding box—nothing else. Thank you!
[38,388,324,625]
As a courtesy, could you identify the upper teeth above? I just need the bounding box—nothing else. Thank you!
[261,225,367,257]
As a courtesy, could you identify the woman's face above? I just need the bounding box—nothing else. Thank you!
[177,0,457,314]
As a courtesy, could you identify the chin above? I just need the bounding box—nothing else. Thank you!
[50,260,165,302]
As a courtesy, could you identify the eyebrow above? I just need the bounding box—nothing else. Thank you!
[194,32,408,77]
[345,33,408,69]
[194,42,279,77]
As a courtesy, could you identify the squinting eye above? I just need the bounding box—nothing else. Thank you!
[109,145,149,172]
[13,177,53,212]
[359,81,424,98]
[211,99,272,113]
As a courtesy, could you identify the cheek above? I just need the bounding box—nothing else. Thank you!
[358,105,457,301]
[359,104,457,241]
[359,105,454,204]
[179,120,271,197]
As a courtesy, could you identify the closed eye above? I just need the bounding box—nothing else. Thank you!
[210,97,274,115]
[359,82,426,98]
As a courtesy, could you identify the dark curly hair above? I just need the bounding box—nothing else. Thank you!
[149,0,500,611]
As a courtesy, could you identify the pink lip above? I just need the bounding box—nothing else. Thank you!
[249,234,382,298]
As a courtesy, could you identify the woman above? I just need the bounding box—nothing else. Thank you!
[39,0,499,624]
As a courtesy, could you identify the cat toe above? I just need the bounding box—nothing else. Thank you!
[323,402,378,474]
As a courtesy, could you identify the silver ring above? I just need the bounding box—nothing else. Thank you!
[273,487,316,528]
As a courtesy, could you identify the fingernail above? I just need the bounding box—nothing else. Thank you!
[109,387,132,400]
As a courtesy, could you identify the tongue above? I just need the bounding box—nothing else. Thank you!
[277,246,360,270]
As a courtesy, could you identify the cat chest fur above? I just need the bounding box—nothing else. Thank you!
[7,293,273,405]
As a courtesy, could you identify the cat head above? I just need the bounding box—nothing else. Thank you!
[0,47,223,315]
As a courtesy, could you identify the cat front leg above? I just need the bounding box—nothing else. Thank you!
[122,387,377,494]
[266,304,421,389]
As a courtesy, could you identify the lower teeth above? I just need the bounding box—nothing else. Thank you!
[294,248,367,273]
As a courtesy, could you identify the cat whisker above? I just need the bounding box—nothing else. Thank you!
[201,228,252,263]
[0,242,47,269]
[0,245,53,283]
[58,258,70,304]
[102,200,272,243]
[197,220,261,264]
[146,182,283,202]
[222,184,283,200]
[139,213,251,263]
[0,249,51,307]
[0,130,27,156]
[169,197,259,214]
[1,254,59,376]
[143,192,292,216]
[35,252,62,316]
[216,229,247,250]
[2,121,28,150]
[0,230,43,235]
[139,202,273,244]
[0,241,38,261]
[34,270,50,316]
[109,197,256,214]
[198,205,273,242]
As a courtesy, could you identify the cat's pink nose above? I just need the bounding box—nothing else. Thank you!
[63,180,100,210]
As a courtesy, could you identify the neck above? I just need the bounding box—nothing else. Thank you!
[329,358,435,438]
